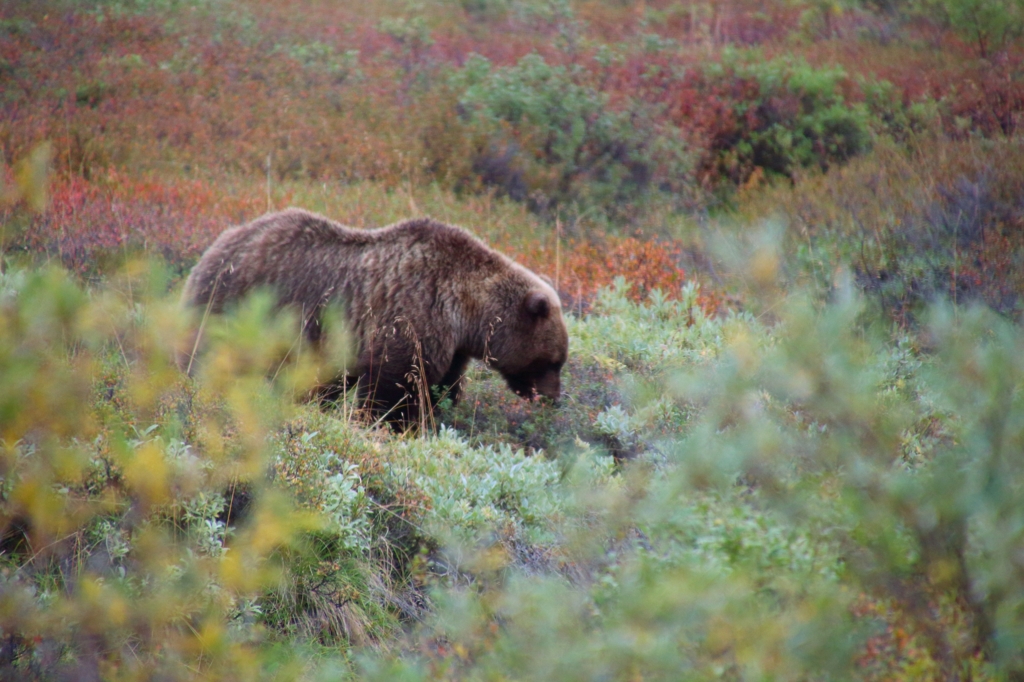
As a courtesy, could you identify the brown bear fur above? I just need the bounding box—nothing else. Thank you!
[180,208,568,424]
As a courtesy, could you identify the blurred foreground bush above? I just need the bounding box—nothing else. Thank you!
[5,254,1024,681]
[0,263,414,679]
[360,281,1024,680]
[0,260,608,680]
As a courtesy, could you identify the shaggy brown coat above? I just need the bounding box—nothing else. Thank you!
[181,208,568,423]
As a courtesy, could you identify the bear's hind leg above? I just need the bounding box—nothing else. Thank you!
[312,373,357,407]
[359,371,418,428]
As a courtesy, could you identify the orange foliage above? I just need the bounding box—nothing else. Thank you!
[508,235,723,316]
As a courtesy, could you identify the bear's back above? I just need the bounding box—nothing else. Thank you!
[252,209,502,272]
[184,208,510,322]
[371,217,505,274]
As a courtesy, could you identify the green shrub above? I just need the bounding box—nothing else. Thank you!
[276,41,361,84]
[452,52,692,221]
[571,278,740,372]
[922,0,1024,57]
[663,285,1024,677]
[692,52,933,187]
[458,0,509,21]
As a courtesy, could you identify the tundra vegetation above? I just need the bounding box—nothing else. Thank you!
[3,0,1024,679]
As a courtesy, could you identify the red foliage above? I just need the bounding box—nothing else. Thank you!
[3,0,1023,196]
[952,228,1024,313]
[507,234,723,316]
[16,173,266,276]
[945,53,1024,138]
[851,593,988,679]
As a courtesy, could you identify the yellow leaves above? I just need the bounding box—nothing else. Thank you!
[0,270,98,446]
[49,443,90,484]
[10,478,64,535]
[247,492,322,556]
[8,460,95,544]
[927,557,961,588]
[468,545,509,574]
[124,441,171,508]
[592,353,626,372]
[2,142,52,213]
[218,490,323,595]
[724,325,759,376]
[703,614,737,659]
[248,506,295,556]
[0,261,367,677]
[749,245,780,290]
[218,550,260,593]
[77,577,130,630]
[195,618,228,657]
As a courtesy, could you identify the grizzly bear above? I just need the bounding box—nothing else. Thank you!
[180,208,568,425]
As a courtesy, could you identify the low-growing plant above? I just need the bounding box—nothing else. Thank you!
[353,269,1024,681]
[439,279,729,461]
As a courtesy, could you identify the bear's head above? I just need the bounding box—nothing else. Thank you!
[486,272,568,402]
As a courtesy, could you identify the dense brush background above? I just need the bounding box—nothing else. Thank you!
[4,0,1024,679]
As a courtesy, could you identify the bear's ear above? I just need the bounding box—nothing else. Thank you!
[525,291,550,319]
[539,274,555,288]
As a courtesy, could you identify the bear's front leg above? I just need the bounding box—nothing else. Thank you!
[434,351,470,408]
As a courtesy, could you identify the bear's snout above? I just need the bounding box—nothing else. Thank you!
[503,366,562,403]
[534,370,561,401]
